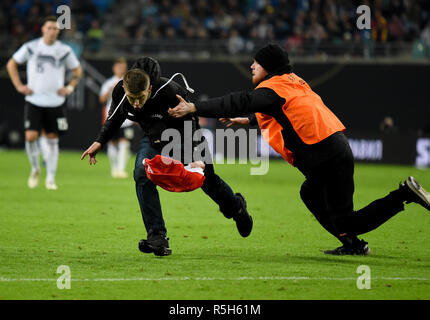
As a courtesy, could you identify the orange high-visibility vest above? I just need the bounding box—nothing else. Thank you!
[255,73,345,165]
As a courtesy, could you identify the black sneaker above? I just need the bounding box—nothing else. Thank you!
[138,233,172,256]
[401,176,430,211]
[324,240,370,256]
[233,193,253,237]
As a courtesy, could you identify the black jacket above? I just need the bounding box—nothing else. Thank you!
[96,57,197,148]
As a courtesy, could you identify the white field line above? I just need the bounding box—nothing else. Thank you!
[1,276,430,282]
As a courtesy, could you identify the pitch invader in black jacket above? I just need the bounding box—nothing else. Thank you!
[81,57,252,256]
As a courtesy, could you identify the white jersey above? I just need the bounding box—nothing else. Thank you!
[100,75,133,128]
[12,38,80,107]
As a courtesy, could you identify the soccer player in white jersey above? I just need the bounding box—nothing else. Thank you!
[99,57,135,178]
[6,16,82,190]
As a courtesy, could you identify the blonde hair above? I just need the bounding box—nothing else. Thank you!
[123,69,150,94]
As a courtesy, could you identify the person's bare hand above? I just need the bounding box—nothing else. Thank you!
[17,84,33,95]
[81,142,102,165]
[190,161,205,170]
[219,117,250,128]
[168,95,197,118]
[57,86,72,96]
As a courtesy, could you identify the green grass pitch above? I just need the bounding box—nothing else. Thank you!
[1,149,430,300]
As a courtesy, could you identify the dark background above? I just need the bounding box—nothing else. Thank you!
[1,59,429,165]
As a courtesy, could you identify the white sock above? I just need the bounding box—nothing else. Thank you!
[117,140,130,172]
[25,140,40,173]
[107,143,119,173]
[39,136,59,182]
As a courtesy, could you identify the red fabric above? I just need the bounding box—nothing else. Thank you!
[144,155,205,192]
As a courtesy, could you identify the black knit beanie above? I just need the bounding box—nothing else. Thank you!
[254,44,290,73]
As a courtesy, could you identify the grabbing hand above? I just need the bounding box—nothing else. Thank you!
[219,117,250,128]
[168,94,197,118]
[81,142,102,165]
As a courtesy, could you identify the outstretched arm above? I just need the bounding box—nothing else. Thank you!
[168,88,284,119]
[81,142,102,165]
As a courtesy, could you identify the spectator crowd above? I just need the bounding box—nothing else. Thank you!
[1,0,430,57]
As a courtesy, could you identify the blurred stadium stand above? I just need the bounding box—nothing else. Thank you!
[1,0,430,59]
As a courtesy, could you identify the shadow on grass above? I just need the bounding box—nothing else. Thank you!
[169,250,426,269]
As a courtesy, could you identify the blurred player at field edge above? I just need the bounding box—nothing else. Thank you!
[6,16,82,190]
[99,57,134,178]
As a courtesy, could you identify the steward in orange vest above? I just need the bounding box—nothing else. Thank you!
[185,45,348,175]
[255,72,345,167]
[169,44,430,256]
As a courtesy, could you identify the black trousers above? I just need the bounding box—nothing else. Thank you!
[299,139,405,241]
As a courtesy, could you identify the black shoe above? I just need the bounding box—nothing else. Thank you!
[324,240,370,256]
[401,176,430,211]
[138,233,172,256]
[233,193,253,237]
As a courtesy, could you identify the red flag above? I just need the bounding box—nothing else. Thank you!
[144,155,205,192]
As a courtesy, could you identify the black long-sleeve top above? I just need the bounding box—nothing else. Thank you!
[96,78,196,148]
[196,88,284,118]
